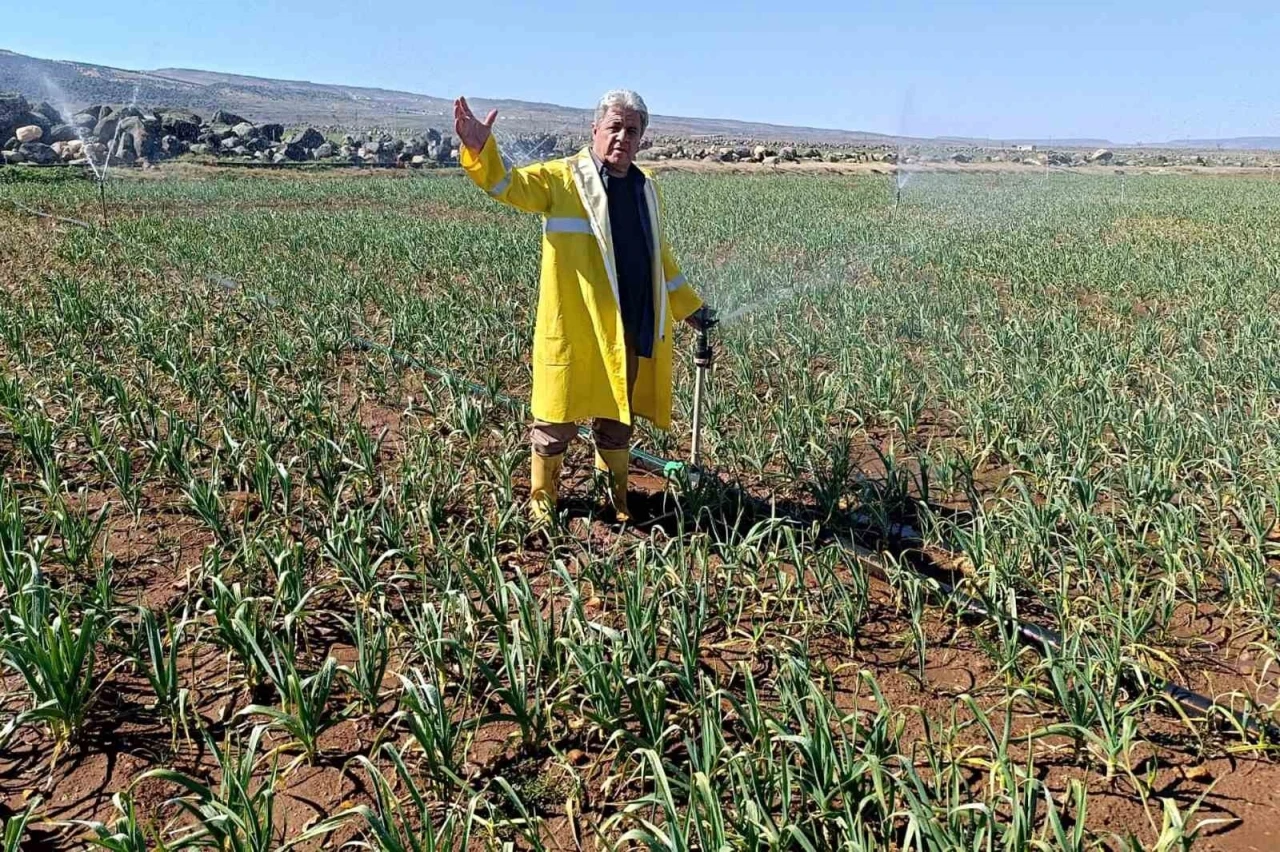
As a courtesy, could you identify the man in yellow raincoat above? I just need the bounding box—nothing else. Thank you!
[454,89,705,523]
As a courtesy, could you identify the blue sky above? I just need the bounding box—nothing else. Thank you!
[6,0,1280,143]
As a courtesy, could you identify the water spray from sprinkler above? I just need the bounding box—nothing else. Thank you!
[891,87,917,219]
[718,282,797,327]
[499,125,558,167]
[37,74,117,227]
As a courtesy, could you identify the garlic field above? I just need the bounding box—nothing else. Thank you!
[1,164,1278,850]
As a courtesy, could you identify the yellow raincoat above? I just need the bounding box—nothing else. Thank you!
[461,136,702,430]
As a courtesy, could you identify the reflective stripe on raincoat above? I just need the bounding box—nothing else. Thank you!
[460,135,702,430]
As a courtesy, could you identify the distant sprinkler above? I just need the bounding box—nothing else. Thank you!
[894,87,914,214]
[893,155,909,213]
[93,82,140,229]
[97,172,109,228]
[44,73,112,226]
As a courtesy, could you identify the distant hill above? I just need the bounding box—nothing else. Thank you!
[6,48,1280,151]
[0,48,898,144]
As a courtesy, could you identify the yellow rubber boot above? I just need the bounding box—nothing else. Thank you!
[530,451,564,523]
[595,448,632,523]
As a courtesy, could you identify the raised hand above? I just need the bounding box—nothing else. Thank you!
[454,97,498,155]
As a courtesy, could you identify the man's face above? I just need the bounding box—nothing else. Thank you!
[592,107,644,174]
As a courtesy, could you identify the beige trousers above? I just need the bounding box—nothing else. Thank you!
[532,344,639,457]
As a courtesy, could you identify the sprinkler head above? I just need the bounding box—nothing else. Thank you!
[691,305,719,331]
[693,306,718,367]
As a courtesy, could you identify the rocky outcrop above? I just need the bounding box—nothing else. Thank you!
[1,93,55,147]
[158,109,202,141]
[285,127,325,149]
[209,109,246,127]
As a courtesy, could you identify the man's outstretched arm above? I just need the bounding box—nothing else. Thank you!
[455,96,553,214]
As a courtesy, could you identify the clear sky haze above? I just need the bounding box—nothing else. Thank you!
[6,0,1280,143]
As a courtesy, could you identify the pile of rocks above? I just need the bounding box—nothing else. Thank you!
[2,93,87,166]
[987,147,1277,169]
[1,94,459,168]
[1008,149,1160,168]
[1,95,209,166]
[639,144,824,164]
[327,129,457,166]
[635,141,902,166]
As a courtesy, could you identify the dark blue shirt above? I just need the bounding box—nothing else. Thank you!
[603,163,655,358]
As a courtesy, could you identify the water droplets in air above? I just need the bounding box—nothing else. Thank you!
[492,116,561,168]
[894,86,917,203]
[38,73,139,183]
[501,134,558,167]
[717,285,798,327]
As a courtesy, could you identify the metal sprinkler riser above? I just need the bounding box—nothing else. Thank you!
[688,305,719,481]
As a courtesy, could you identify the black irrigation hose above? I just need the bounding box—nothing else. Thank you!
[855,510,1280,592]
[355,335,1279,744]
[4,197,98,231]
[729,483,1280,743]
[831,533,1254,737]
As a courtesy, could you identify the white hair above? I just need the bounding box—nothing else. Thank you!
[595,89,649,133]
